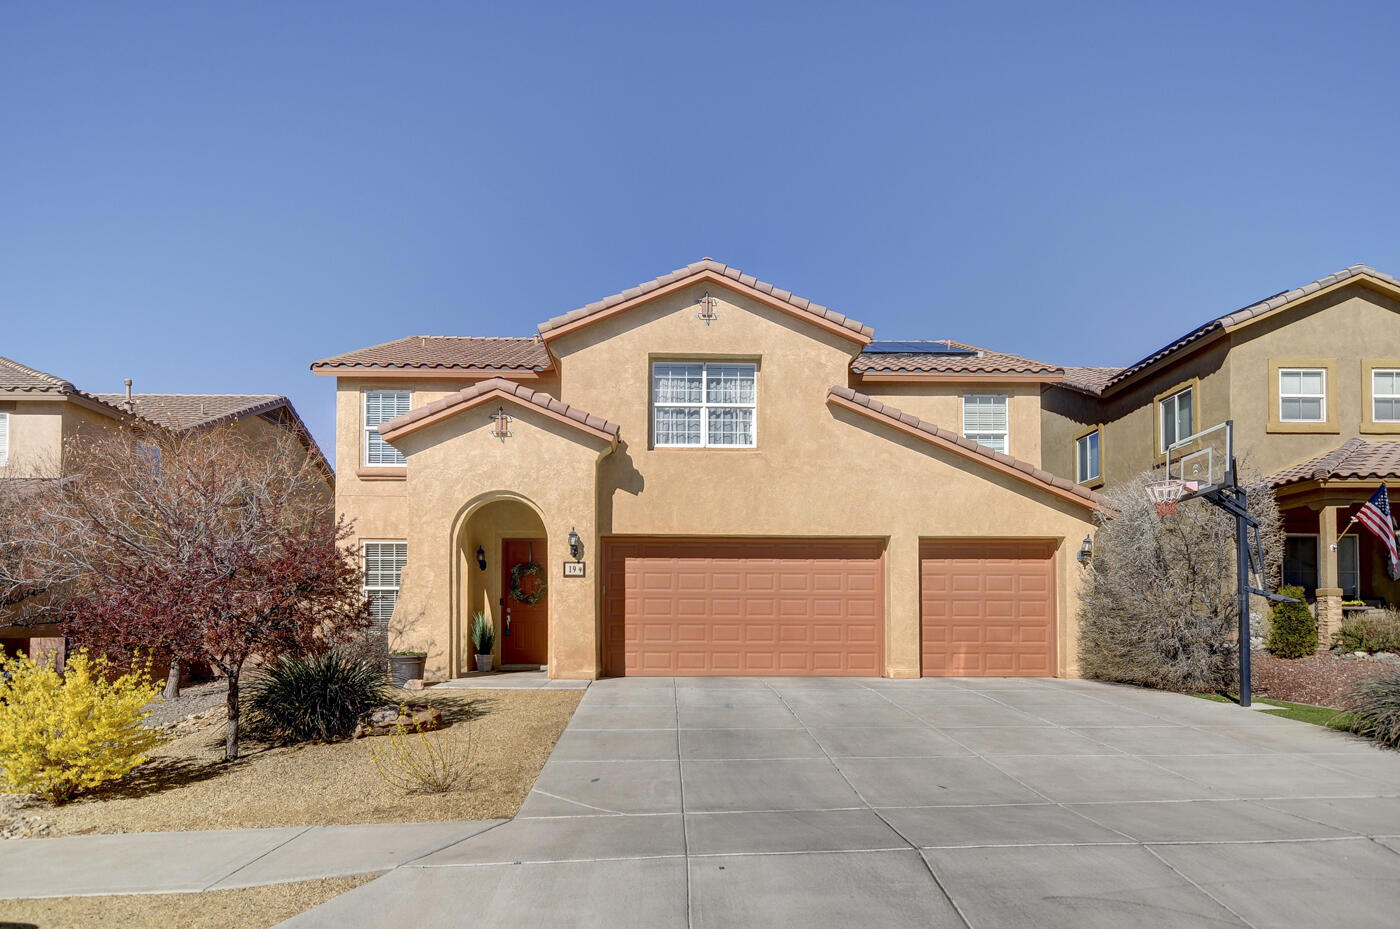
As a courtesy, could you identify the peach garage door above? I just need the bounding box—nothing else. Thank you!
[602,538,884,676]
[920,540,1056,677]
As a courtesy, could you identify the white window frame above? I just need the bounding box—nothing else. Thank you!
[651,361,758,449]
[961,394,1009,454]
[362,541,406,632]
[1373,368,1400,423]
[1278,368,1327,423]
[1159,387,1193,452]
[0,411,8,467]
[363,390,411,467]
[1075,429,1101,484]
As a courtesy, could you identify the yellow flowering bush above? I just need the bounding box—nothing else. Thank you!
[369,708,475,794]
[0,650,165,804]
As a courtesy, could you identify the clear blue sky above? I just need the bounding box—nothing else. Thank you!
[4,2,1399,465]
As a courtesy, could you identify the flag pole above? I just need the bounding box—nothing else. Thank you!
[1330,516,1359,551]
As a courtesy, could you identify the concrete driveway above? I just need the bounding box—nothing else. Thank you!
[280,677,1400,928]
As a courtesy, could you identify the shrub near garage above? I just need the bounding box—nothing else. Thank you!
[1267,585,1318,659]
[0,651,164,804]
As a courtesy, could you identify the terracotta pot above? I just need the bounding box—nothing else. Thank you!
[475,653,493,673]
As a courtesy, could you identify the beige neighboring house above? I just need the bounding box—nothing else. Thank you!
[1041,264,1400,634]
[313,259,1107,682]
[0,353,332,659]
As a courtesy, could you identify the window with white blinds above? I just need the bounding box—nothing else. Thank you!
[652,362,757,447]
[363,542,406,632]
[364,390,410,466]
[962,395,1009,454]
[0,412,8,466]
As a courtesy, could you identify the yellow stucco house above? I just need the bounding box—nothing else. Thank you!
[1040,264,1400,635]
[313,260,1108,681]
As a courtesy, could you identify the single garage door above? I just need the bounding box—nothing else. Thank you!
[602,538,884,676]
[920,540,1056,677]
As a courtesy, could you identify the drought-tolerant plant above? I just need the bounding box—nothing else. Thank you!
[470,612,495,656]
[1077,469,1282,693]
[0,651,164,804]
[1267,585,1317,658]
[1332,609,1400,654]
[369,709,475,794]
[1345,672,1400,750]
[246,649,390,744]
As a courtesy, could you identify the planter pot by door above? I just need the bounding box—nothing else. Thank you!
[475,654,493,673]
[388,654,427,687]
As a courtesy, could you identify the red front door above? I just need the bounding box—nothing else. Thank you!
[501,538,548,666]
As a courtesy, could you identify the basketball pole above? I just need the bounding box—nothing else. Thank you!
[1232,469,1252,708]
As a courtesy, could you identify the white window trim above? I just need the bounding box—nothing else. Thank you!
[362,540,406,631]
[1373,368,1400,422]
[961,394,1009,454]
[363,390,410,467]
[0,411,8,467]
[1278,368,1327,423]
[1075,430,1101,484]
[651,362,758,449]
[1159,387,1193,452]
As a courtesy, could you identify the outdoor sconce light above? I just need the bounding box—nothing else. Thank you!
[476,546,487,571]
[1076,535,1093,565]
[568,527,582,560]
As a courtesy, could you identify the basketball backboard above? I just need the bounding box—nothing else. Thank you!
[1165,420,1233,498]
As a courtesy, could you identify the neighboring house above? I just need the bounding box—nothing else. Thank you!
[312,259,1107,681]
[1041,264,1400,634]
[0,354,331,659]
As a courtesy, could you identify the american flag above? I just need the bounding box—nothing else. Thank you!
[1355,484,1399,582]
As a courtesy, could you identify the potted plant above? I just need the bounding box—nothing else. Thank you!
[471,611,495,673]
[388,649,428,687]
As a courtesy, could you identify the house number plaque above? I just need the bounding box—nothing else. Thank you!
[563,561,586,578]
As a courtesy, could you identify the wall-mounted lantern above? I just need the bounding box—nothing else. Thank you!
[476,546,487,571]
[695,291,719,326]
[489,407,514,442]
[567,527,583,560]
[1076,534,1093,565]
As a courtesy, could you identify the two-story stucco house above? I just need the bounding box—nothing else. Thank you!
[0,353,332,659]
[1040,264,1400,636]
[312,259,1108,682]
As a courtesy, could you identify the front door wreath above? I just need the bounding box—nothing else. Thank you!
[510,561,547,605]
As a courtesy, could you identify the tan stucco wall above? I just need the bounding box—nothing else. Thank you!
[0,400,65,477]
[858,382,1043,465]
[351,282,1098,680]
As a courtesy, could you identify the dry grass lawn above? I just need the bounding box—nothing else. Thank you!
[1,874,378,929]
[11,688,580,837]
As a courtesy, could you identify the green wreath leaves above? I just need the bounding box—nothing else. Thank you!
[510,561,547,605]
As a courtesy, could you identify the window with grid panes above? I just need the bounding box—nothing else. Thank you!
[652,362,756,447]
[364,391,411,466]
[1278,369,1326,423]
[962,394,1009,453]
[362,542,406,633]
[1373,369,1400,422]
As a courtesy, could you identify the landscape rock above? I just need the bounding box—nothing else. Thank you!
[404,678,427,691]
[354,704,443,738]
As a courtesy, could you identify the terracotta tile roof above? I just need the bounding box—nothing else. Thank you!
[379,377,619,447]
[853,340,1061,376]
[537,258,875,341]
[0,355,79,393]
[1059,366,1125,396]
[827,386,1111,511]
[1271,439,1400,488]
[310,336,551,373]
[1101,264,1400,394]
[94,393,288,431]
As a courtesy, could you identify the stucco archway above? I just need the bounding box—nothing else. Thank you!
[452,492,549,676]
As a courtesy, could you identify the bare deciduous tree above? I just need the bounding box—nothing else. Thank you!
[1077,469,1283,693]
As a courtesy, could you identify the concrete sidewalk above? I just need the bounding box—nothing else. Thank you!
[0,820,504,898]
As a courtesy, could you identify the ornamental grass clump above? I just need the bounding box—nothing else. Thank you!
[1266,585,1317,659]
[1345,672,1400,749]
[369,710,475,794]
[0,651,164,804]
[246,649,390,744]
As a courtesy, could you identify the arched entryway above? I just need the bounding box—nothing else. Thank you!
[456,495,549,674]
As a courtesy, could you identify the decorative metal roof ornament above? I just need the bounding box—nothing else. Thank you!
[489,406,514,442]
[695,291,719,326]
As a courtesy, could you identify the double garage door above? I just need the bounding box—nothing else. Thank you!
[602,538,1055,677]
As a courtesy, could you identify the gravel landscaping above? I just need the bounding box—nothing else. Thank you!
[1,873,377,929]
[1,687,581,838]
[1253,650,1392,708]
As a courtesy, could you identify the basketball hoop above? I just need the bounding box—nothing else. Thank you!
[1146,479,1189,517]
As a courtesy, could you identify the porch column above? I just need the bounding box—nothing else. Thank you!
[1316,505,1343,648]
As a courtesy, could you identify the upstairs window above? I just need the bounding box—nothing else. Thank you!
[962,395,1009,454]
[1160,387,1194,451]
[363,541,406,633]
[364,390,410,466]
[1075,430,1100,484]
[652,362,757,448]
[0,411,8,466]
[1279,368,1326,423]
[1373,368,1400,422]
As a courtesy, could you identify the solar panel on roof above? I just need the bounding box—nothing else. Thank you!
[861,340,976,355]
